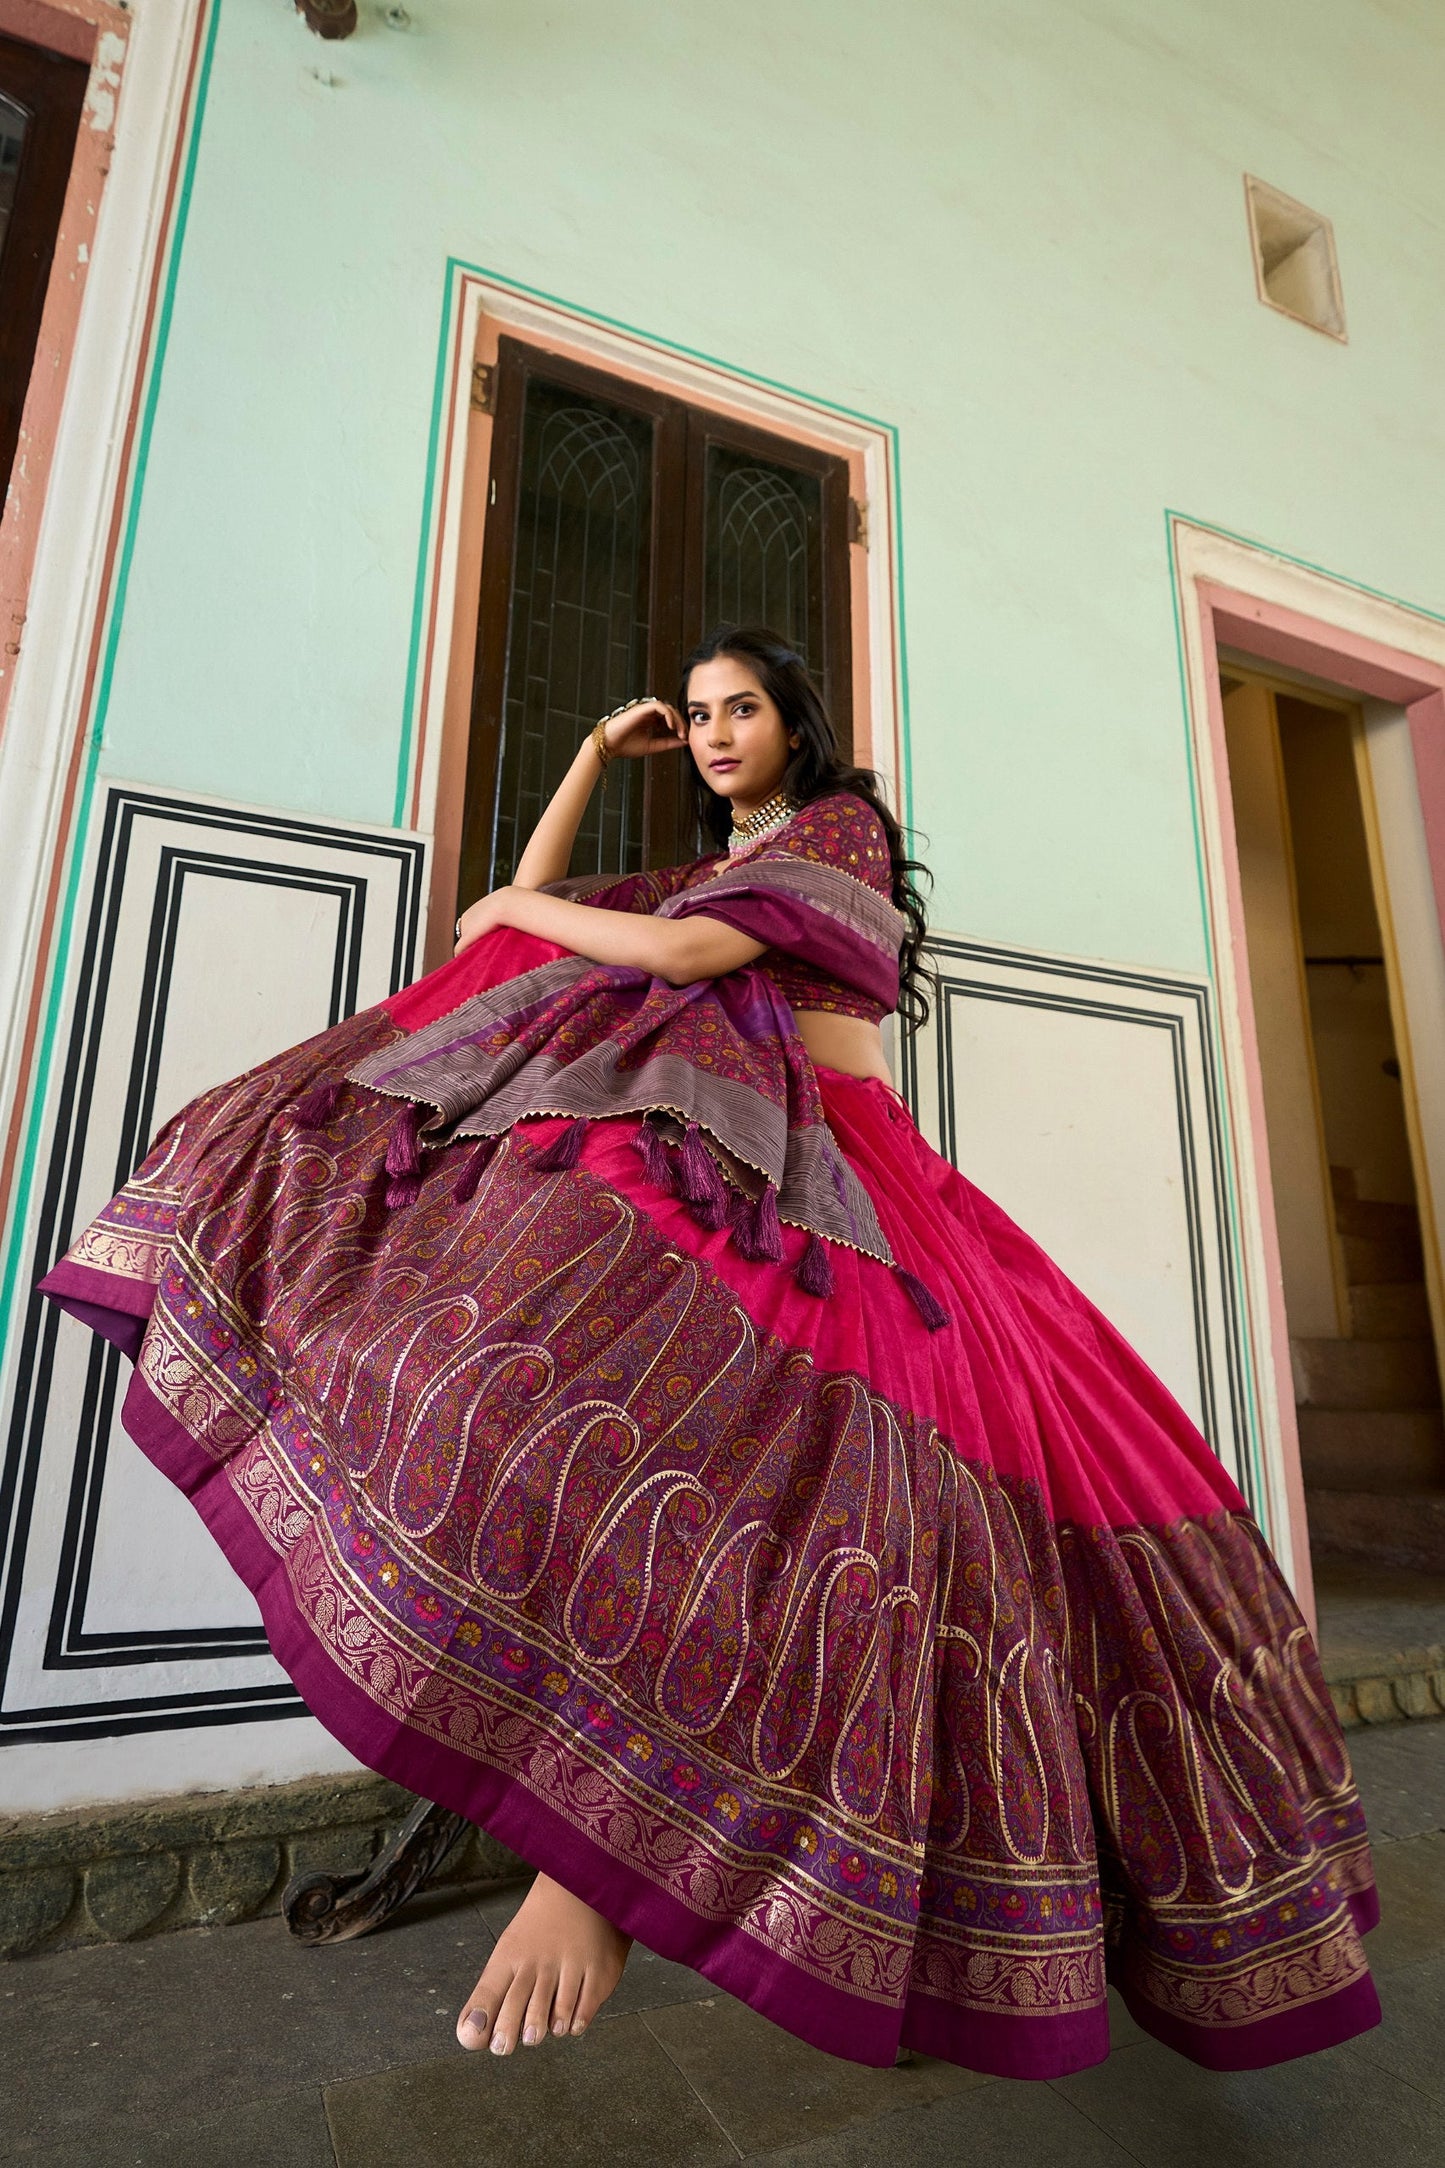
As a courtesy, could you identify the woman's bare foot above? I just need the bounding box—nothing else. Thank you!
[456,1871,631,2055]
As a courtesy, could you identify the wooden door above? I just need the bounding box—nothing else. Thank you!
[458,338,852,905]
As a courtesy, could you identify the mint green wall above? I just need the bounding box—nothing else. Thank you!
[101,0,1445,974]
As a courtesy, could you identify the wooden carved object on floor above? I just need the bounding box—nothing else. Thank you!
[296,0,357,38]
[283,1797,470,1943]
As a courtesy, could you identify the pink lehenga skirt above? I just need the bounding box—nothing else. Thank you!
[40,962,1379,2081]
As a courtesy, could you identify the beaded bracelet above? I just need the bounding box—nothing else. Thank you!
[591,695,661,772]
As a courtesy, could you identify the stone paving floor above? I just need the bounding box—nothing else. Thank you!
[5,1717,1444,2168]
[1315,1554,1445,1680]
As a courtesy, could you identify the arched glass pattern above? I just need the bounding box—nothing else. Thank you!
[703,446,823,675]
[492,380,653,885]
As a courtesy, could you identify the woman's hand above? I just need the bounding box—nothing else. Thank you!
[454,887,514,956]
[503,700,688,896]
[601,699,687,759]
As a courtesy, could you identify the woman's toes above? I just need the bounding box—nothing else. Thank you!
[521,1967,560,2047]
[571,1969,607,2036]
[550,1963,583,2037]
[490,1966,538,2057]
[458,2004,490,2049]
[457,1961,510,2051]
[457,1943,526,2053]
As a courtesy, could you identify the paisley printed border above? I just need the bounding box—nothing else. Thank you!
[43,1003,1380,2064]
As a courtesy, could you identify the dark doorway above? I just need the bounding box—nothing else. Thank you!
[0,31,88,514]
[458,338,853,904]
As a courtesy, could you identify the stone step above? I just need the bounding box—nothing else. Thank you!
[1297,1406,1445,1491]
[1333,1192,1422,1243]
[1342,1225,1425,1284]
[1350,1281,1433,1339]
[1307,1486,1445,1578]
[1328,1660,1445,1728]
[1291,1335,1441,1411]
[1314,1554,1445,1729]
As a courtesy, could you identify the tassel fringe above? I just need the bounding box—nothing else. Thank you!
[384,1103,422,1180]
[453,1133,499,1203]
[897,1266,949,1330]
[795,1231,836,1299]
[635,1119,674,1191]
[678,1124,730,1231]
[295,1077,343,1129]
[383,1104,424,1210]
[730,1184,784,1264]
[530,1117,587,1172]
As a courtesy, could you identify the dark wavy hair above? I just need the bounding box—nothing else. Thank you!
[678,625,933,1030]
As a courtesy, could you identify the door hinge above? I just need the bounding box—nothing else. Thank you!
[847,497,869,550]
[470,361,496,414]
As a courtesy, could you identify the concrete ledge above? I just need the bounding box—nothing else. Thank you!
[1327,1652,1445,1730]
[0,1772,524,1960]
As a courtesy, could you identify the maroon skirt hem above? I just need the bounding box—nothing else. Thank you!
[36,1039,1382,2082]
[118,1359,1128,2079]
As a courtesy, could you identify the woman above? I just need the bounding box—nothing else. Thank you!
[41,627,1379,2080]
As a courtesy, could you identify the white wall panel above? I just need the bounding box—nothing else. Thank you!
[0,785,424,1803]
[905,938,1256,1506]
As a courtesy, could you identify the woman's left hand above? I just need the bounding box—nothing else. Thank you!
[454,887,520,956]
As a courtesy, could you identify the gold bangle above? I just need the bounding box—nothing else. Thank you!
[591,695,661,772]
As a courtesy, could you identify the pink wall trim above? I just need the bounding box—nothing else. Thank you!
[1194,576,1445,1624]
[0,0,129,740]
[1,0,94,59]
[0,4,210,1250]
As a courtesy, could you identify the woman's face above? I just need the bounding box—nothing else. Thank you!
[683,658,797,817]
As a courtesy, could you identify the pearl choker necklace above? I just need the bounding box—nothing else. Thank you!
[728,790,797,854]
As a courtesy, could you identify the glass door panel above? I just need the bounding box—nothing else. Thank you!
[702,445,824,678]
[491,378,653,887]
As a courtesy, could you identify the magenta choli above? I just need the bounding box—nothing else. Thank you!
[39,790,1379,2080]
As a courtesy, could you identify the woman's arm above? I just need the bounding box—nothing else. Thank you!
[510,699,688,891]
[455,885,764,987]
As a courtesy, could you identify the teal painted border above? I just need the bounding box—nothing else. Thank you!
[0,1,223,1339]
[392,257,916,836]
[1159,507,1445,1524]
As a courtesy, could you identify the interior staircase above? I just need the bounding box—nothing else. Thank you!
[1295,1166,1445,1574]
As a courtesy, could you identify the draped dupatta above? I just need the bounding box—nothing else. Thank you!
[341,797,922,1294]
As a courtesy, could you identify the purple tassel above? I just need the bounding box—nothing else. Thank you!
[795,1231,836,1299]
[383,1103,424,1209]
[678,1125,730,1231]
[385,1102,422,1180]
[730,1185,784,1264]
[453,1133,499,1203]
[295,1077,342,1129]
[634,1119,674,1191]
[897,1266,949,1331]
[530,1117,587,1172]
[686,1193,730,1233]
